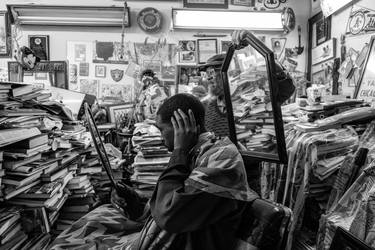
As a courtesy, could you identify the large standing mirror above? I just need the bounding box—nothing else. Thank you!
[221,33,288,163]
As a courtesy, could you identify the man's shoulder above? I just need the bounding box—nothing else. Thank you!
[200,137,241,160]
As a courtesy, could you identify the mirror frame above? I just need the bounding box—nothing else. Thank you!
[221,32,288,163]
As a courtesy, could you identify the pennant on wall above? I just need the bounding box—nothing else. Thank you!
[346,5,375,36]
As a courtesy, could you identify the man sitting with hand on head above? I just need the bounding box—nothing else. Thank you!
[130,93,258,249]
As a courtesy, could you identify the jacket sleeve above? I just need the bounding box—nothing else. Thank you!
[150,148,240,234]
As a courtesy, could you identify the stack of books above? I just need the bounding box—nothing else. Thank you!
[131,123,170,197]
[0,206,27,249]
[12,84,51,103]
[0,151,3,200]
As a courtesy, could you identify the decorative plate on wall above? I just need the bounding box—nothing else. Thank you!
[137,7,163,34]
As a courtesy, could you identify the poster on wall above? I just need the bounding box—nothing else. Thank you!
[346,5,375,36]
[354,36,375,102]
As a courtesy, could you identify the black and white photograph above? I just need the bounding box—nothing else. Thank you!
[29,35,50,61]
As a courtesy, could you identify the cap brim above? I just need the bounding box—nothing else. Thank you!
[198,61,223,71]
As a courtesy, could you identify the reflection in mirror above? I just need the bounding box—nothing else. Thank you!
[226,43,279,157]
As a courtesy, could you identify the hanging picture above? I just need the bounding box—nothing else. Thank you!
[354,36,375,102]
[346,5,375,36]
[0,11,11,57]
[231,0,255,6]
[178,40,197,64]
[93,41,130,64]
[271,38,287,60]
[183,0,228,9]
[312,70,326,85]
[79,79,99,97]
[79,62,90,76]
[134,43,158,65]
[197,39,218,64]
[28,35,50,61]
[312,38,336,65]
[95,65,106,78]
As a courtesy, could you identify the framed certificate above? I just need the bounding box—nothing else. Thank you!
[197,39,218,64]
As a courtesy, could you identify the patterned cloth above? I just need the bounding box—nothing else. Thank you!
[50,204,143,250]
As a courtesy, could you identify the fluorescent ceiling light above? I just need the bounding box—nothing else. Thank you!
[321,0,352,17]
[172,9,283,31]
[7,5,129,27]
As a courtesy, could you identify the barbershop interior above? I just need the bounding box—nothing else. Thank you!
[1,0,375,249]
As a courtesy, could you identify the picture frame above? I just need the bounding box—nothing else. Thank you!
[28,35,50,61]
[197,39,218,64]
[0,11,11,57]
[107,103,134,125]
[307,11,332,81]
[143,60,162,75]
[231,0,255,6]
[95,65,106,78]
[178,40,197,64]
[183,0,228,9]
[312,70,326,85]
[79,62,90,76]
[312,38,336,65]
[271,38,287,60]
[354,36,375,102]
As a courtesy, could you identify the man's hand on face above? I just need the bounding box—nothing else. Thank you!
[171,109,200,152]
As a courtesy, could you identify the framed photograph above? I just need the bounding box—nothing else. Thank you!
[312,70,326,85]
[316,16,331,46]
[312,38,336,65]
[271,38,287,60]
[197,39,218,64]
[35,72,48,80]
[28,35,50,61]
[231,0,255,6]
[354,36,375,102]
[95,65,106,78]
[183,0,228,9]
[178,40,197,64]
[0,11,11,57]
[107,103,134,124]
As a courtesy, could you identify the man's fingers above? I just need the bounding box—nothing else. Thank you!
[178,109,190,128]
[171,116,179,132]
[174,110,184,129]
[188,109,197,131]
